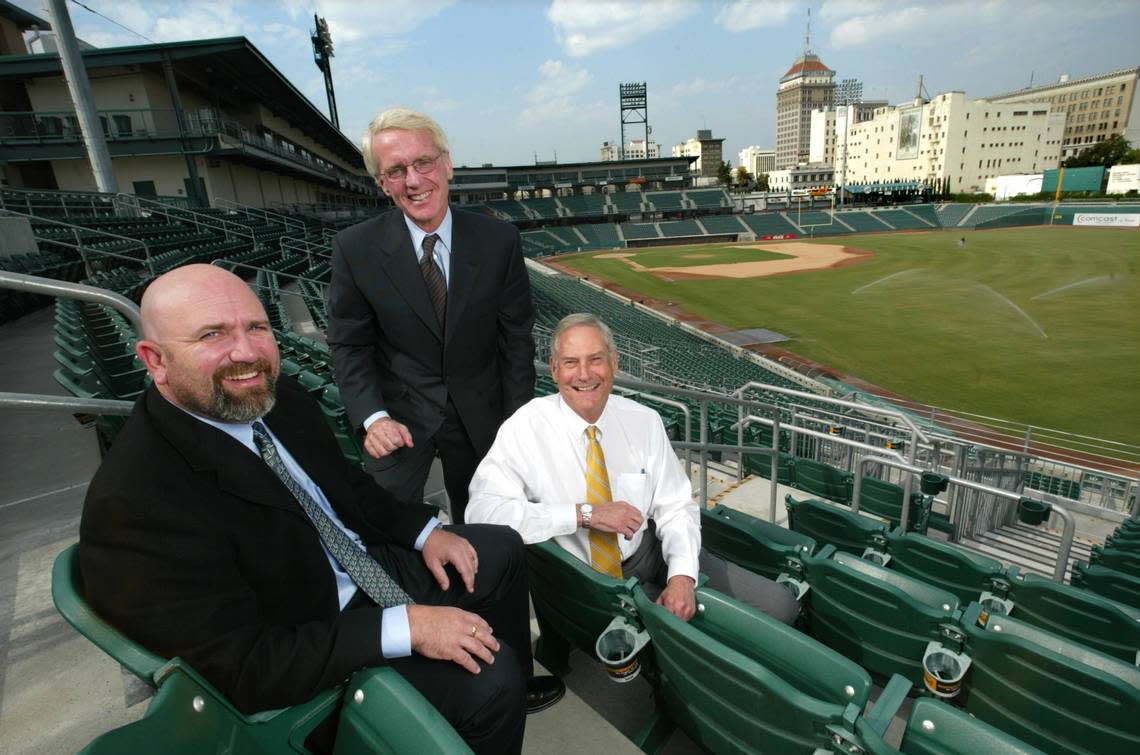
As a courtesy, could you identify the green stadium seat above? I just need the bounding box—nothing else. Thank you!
[700,504,815,581]
[1071,561,1140,610]
[631,583,907,755]
[53,544,470,754]
[525,540,633,676]
[793,458,853,504]
[884,529,1005,604]
[743,449,795,484]
[785,495,888,556]
[801,546,959,684]
[899,698,1046,755]
[999,569,1140,663]
[1089,544,1140,578]
[957,601,1140,754]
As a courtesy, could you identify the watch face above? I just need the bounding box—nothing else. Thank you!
[581,504,593,515]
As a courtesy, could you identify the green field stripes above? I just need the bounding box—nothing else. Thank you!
[559,228,1140,442]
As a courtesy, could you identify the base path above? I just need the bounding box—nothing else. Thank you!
[598,242,870,279]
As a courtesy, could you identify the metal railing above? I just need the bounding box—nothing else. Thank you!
[114,194,256,248]
[0,208,154,274]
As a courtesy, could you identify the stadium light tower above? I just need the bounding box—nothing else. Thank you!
[835,78,863,210]
[619,83,648,160]
[311,15,339,129]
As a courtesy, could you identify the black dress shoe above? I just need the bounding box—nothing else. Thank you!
[526,675,565,714]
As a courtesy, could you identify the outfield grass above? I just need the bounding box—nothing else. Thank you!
[560,228,1140,443]
[611,244,791,268]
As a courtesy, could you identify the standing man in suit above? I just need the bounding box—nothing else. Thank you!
[327,108,535,525]
[80,265,563,755]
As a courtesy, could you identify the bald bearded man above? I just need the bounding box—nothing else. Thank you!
[78,264,561,754]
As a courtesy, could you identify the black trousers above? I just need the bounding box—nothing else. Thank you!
[362,523,531,754]
[365,399,478,524]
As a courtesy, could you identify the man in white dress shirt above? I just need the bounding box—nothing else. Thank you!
[467,313,798,624]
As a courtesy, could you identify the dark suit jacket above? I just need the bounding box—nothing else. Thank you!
[79,378,436,713]
[325,207,535,455]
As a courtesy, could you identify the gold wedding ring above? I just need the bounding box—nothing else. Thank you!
[470,624,478,637]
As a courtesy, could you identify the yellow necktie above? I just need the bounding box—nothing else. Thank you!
[586,426,623,578]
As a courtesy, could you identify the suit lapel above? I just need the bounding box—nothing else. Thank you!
[145,387,300,515]
[445,209,481,349]
[377,211,443,341]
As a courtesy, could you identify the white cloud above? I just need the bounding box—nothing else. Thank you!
[547,0,697,57]
[519,59,600,126]
[316,0,456,43]
[714,1,798,33]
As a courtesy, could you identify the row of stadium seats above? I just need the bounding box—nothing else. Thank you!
[482,189,733,222]
[528,501,1140,754]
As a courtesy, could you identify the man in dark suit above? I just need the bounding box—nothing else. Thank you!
[79,264,562,754]
[326,107,535,525]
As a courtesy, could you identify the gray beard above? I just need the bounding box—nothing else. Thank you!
[170,370,277,423]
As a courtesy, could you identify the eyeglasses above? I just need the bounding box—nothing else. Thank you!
[381,152,445,181]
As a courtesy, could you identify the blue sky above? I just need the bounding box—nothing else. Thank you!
[13,1,1140,168]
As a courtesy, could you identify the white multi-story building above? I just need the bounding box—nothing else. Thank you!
[835,92,1065,194]
[809,102,887,166]
[988,68,1139,163]
[767,164,834,193]
[738,146,776,176]
[600,138,660,161]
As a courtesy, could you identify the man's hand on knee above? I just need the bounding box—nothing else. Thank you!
[422,528,478,592]
[364,417,414,458]
[409,605,499,673]
[657,575,697,622]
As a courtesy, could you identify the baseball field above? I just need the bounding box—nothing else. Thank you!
[556,227,1140,444]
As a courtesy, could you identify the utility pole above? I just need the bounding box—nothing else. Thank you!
[45,0,118,193]
[311,15,339,128]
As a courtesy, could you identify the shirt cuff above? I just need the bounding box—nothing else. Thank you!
[363,410,390,431]
[555,502,580,535]
[414,517,442,551]
[380,605,412,659]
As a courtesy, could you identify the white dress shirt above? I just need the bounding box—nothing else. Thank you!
[467,393,701,583]
[179,402,438,658]
[363,208,453,431]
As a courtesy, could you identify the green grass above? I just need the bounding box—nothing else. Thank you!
[616,244,792,268]
[560,228,1140,443]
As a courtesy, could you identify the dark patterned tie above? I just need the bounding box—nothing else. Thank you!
[252,422,413,607]
[420,233,447,327]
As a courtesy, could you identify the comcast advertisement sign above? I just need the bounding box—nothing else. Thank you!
[1072,213,1140,228]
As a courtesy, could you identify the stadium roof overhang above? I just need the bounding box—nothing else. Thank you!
[0,36,363,169]
[845,181,925,194]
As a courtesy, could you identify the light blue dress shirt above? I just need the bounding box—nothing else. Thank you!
[182,404,439,658]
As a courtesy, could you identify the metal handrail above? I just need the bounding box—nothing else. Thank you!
[214,198,306,235]
[0,270,142,334]
[1,207,154,274]
[114,193,256,246]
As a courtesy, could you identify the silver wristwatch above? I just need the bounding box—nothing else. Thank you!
[579,503,594,529]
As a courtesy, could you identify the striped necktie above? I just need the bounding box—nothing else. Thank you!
[420,233,447,327]
[252,421,414,608]
[585,425,623,578]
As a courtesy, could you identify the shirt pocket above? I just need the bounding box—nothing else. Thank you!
[613,472,649,511]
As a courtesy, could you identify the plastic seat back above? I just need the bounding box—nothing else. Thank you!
[701,504,815,580]
[960,602,1140,754]
[1089,545,1140,579]
[1005,571,1140,663]
[801,547,959,684]
[793,459,853,504]
[785,495,887,555]
[525,540,632,675]
[52,543,165,684]
[1072,561,1140,610]
[633,585,874,755]
[900,698,1047,755]
[885,529,1004,604]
